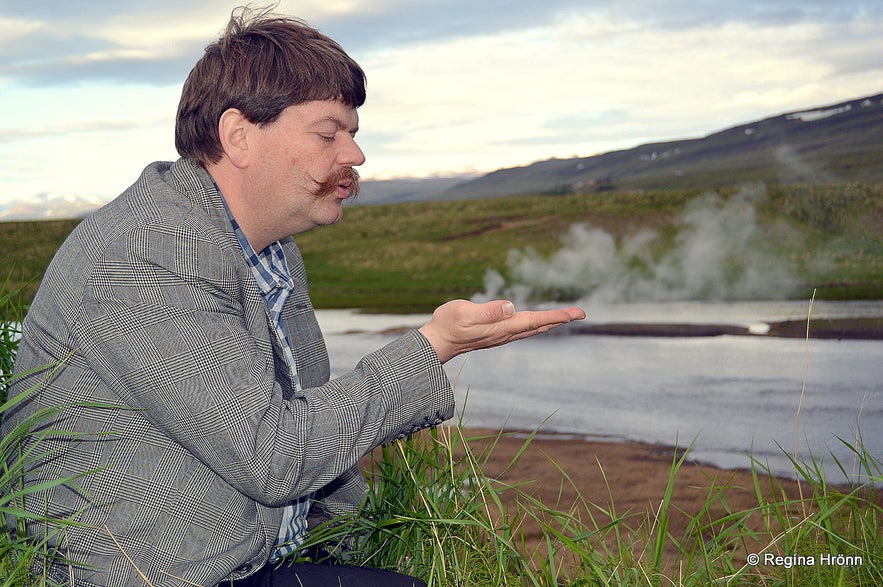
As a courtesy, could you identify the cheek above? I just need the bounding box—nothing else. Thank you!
[288,153,324,178]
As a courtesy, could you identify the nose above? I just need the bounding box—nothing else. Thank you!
[340,135,366,167]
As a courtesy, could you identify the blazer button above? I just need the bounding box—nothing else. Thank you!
[236,562,253,573]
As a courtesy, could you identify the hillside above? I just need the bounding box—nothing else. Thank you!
[429,93,883,201]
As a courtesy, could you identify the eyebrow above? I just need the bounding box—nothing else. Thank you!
[313,115,359,135]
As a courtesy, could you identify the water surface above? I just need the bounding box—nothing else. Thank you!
[317,301,883,480]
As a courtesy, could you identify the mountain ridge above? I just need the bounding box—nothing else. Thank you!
[358,92,883,204]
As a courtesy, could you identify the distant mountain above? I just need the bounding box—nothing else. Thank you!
[371,93,882,203]
[354,175,477,205]
[0,192,109,221]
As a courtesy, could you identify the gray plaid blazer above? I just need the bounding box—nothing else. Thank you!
[4,158,453,587]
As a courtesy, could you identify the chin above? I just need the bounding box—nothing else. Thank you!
[315,208,344,227]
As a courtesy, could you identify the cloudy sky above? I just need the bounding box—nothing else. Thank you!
[1,1,881,219]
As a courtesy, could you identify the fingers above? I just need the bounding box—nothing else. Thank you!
[507,306,586,334]
[565,306,588,320]
[419,299,586,364]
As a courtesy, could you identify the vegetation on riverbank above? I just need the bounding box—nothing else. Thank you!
[2,183,882,312]
[328,426,882,586]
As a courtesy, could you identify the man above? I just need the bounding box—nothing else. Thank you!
[3,8,584,587]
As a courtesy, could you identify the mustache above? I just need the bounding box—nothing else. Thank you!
[313,167,360,199]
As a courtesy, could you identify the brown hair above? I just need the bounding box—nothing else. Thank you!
[175,5,366,165]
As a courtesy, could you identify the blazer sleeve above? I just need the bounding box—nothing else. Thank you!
[77,219,454,508]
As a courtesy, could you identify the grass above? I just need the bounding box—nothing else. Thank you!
[0,278,26,406]
[0,221,79,307]
[0,380,81,587]
[2,183,882,312]
[1,292,131,587]
[290,424,882,586]
[298,182,883,310]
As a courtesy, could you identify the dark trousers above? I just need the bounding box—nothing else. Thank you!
[223,562,427,587]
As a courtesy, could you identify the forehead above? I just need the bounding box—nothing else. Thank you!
[280,99,359,131]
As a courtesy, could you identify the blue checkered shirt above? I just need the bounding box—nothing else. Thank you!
[226,209,312,563]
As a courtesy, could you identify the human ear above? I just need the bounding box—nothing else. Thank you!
[218,108,251,169]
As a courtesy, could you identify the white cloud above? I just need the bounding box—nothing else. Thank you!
[0,15,44,47]
[0,83,179,209]
[355,13,883,178]
[0,1,881,216]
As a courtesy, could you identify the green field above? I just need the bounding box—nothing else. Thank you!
[2,182,882,313]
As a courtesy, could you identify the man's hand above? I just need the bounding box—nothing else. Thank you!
[418,299,586,363]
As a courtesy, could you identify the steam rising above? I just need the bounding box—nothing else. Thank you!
[474,184,802,306]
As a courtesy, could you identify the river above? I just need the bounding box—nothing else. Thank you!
[317,300,883,481]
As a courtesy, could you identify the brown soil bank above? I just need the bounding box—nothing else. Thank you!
[456,428,868,571]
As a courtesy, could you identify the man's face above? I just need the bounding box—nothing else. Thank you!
[248,99,365,238]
